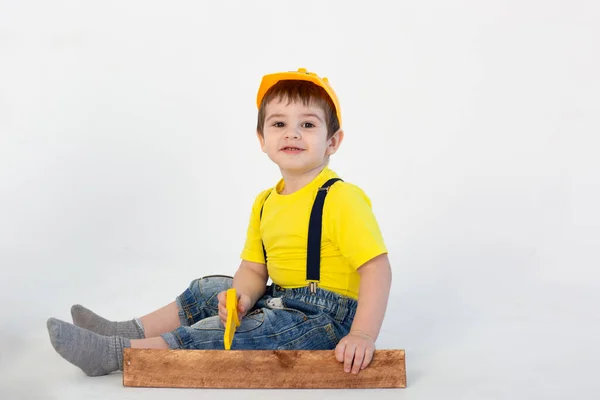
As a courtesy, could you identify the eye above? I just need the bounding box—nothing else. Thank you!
[302,122,315,128]
[272,121,285,128]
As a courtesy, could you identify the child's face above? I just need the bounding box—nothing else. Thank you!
[258,98,341,175]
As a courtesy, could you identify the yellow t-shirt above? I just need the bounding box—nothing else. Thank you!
[240,167,387,300]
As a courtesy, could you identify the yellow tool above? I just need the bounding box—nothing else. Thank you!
[224,288,240,350]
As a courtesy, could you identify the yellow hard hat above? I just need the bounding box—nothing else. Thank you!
[256,68,342,126]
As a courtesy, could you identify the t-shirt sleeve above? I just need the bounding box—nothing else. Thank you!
[240,189,271,264]
[325,183,388,270]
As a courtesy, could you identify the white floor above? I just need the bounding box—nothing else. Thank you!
[1,257,598,400]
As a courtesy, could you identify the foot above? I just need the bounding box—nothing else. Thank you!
[47,317,130,376]
[71,304,144,339]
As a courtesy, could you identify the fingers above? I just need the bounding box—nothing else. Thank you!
[238,295,246,313]
[335,340,361,373]
[237,293,255,319]
[351,347,365,374]
[335,334,376,374]
[361,347,374,370]
[343,345,371,374]
[217,291,227,326]
[343,343,357,373]
[335,342,346,363]
[218,290,253,324]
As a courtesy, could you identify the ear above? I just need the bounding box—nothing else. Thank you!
[326,129,344,156]
[256,131,267,153]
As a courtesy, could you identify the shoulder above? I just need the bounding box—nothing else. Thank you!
[250,187,275,212]
[326,179,373,208]
[322,178,384,239]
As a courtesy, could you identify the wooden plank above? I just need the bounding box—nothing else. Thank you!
[123,348,406,389]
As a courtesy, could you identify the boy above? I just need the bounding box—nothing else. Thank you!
[47,68,392,377]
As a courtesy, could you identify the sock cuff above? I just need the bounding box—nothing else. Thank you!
[114,337,131,371]
[133,318,145,338]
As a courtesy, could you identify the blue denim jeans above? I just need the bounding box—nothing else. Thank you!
[161,275,357,350]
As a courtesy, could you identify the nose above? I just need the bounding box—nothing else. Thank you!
[285,126,301,139]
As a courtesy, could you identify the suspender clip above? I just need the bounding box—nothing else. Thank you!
[308,281,318,294]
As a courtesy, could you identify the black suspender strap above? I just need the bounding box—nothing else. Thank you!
[305,178,342,293]
[259,191,272,263]
[259,177,343,294]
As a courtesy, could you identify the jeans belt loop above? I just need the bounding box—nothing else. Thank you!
[334,297,347,323]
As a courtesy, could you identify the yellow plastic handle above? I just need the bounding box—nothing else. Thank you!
[224,288,240,350]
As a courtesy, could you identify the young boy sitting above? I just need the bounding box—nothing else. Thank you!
[47,67,392,377]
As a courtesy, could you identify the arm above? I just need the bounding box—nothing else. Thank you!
[335,253,392,373]
[350,253,392,339]
[233,259,269,309]
[218,259,268,325]
[220,189,271,324]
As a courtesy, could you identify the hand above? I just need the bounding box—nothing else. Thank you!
[335,331,376,374]
[217,290,252,327]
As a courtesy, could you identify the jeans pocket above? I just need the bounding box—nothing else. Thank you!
[276,297,325,321]
[238,309,265,333]
[277,323,339,350]
[191,309,265,333]
[197,276,232,306]
[266,298,313,327]
[200,274,234,279]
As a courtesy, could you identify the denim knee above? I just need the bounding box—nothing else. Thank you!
[175,275,233,326]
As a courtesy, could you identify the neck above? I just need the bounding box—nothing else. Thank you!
[279,162,328,195]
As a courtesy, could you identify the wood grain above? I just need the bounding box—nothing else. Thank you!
[122,348,406,389]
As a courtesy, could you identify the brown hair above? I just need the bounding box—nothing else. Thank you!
[256,80,340,139]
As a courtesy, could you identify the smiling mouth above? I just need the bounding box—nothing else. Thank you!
[281,147,304,151]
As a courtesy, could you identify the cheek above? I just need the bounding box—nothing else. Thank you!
[310,138,329,152]
[263,136,279,150]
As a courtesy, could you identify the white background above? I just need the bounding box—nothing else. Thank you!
[1,1,599,399]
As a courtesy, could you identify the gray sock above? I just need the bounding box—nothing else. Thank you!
[71,304,145,339]
[47,317,130,376]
